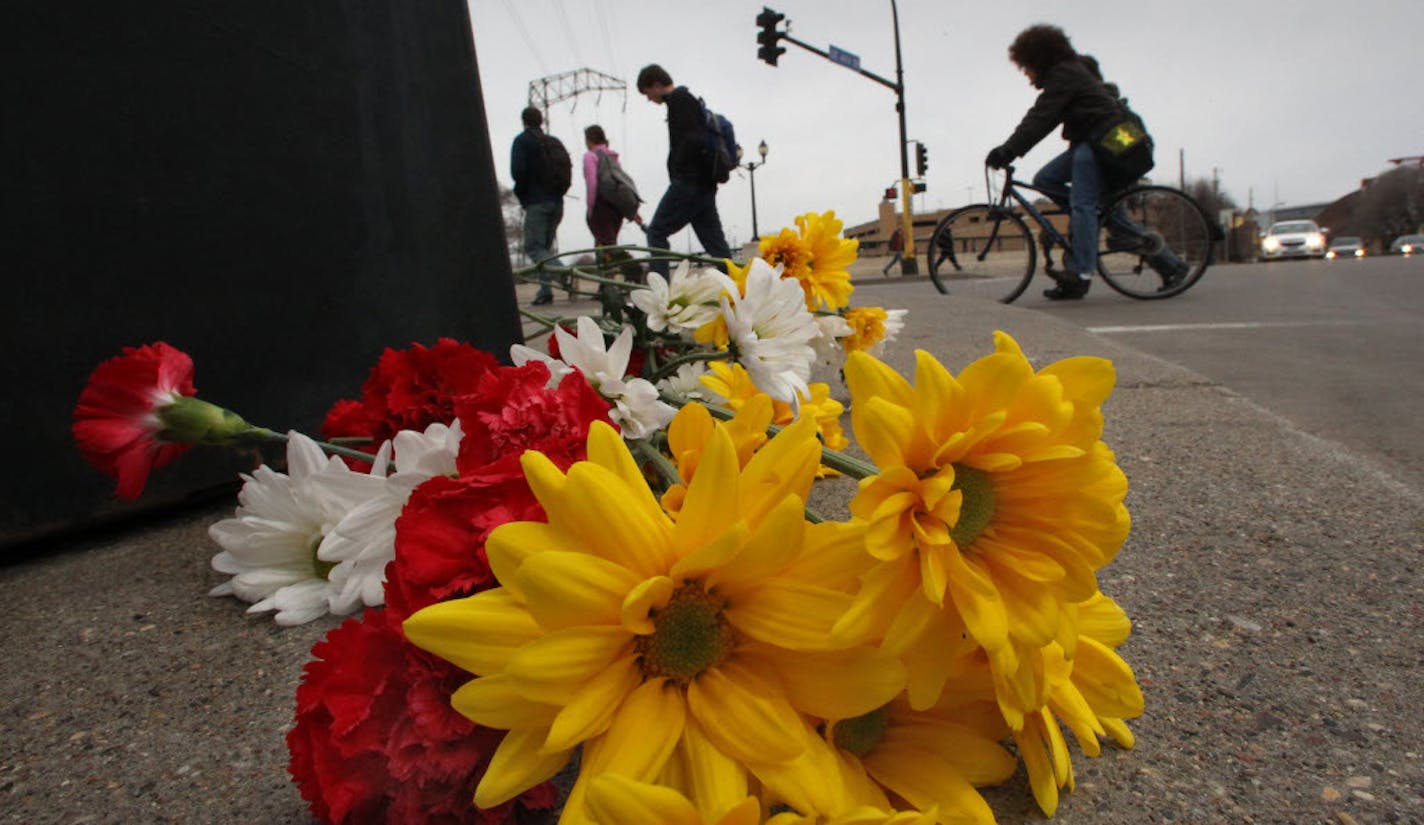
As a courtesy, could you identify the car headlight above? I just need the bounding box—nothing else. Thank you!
[1326,250,1336,259]
[1355,248,1365,258]
[1263,237,1281,252]
[1306,233,1325,249]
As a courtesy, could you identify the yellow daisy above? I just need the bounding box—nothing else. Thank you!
[587,773,940,825]
[835,333,1130,726]
[700,362,849,456]
[404,410,906,824]
[1011,594,1143,817]
[759,211,858,312]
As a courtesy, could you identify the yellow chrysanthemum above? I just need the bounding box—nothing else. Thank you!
[404,409,906,824]
[759,211,858,312]
[700,362,849,456]
[815,690,1016,825]
[692,261,750,348]
[835,333,1130,727]
[1012,594,1143,817]
[587,774,939,825]
[661,396,773,515]
[841,308,890,354]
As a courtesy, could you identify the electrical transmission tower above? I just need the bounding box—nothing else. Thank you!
[527,68,627,127]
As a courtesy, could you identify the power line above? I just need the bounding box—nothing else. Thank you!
[498,0,548,76]
[550,0,584,66]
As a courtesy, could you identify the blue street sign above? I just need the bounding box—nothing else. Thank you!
[828,45,861,71]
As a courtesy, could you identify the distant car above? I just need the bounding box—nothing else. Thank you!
[1389,234,1424,255]
[1259,220,1327,261]
[1325,236,1365,260]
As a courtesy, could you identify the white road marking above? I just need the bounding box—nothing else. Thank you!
[1087,320,1367,334]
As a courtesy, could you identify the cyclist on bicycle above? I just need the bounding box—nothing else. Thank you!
[985,25,1178,300]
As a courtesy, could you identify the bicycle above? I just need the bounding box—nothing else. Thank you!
[926,165,1215,303]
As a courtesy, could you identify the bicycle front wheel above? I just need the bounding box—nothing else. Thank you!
[927,205,1037,304]
[1096,185,1214,299]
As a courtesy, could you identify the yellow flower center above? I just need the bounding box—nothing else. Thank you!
[635,583,735,683]
[950,465,995,547]
[831,705,889,757]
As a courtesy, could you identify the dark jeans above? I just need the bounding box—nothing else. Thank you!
[1033,142,1101,277]
[523,200,563,299]
[646,179,731,276]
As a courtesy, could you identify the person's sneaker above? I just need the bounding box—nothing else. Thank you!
[1108,229,1165,256]
[531,293,553,306]
[1043,276,1091,300]
[1153,259,1191,292]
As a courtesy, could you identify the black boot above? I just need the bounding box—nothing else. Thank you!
[1043,276,1090,300]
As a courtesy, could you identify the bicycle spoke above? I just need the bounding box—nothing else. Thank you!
[928,205,1036,303]
[1096,186,1213,299]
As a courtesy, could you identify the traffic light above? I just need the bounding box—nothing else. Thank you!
[915,142,929,177]
[884,187,897,201]
[757,7,786,66]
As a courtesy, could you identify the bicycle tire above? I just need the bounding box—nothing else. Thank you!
[927,204,1037,304]
[1096,185,1214,299]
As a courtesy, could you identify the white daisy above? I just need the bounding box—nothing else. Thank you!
[512,317,673,440]
[720,258,818,404]
[207,431,389,626]
[320,421,462,614]
[811,312,855,367]
[873,308,909,356]
[628,260,735,333]
[656,361,713,403]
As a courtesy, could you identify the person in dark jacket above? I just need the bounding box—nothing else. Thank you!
[636,64,732,277]
[511,106,565,305]
[985,25,1122,300]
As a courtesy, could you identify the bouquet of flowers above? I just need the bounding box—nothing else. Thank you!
[71,212,1142,824]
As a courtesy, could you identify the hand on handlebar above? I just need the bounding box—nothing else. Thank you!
[984,146,1012,170]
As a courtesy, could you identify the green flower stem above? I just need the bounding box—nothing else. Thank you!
[631,438,682,491]
[648,350,734,383]
[243,428,383,465]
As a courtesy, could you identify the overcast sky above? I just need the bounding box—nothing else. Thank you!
[468,0,1423,253]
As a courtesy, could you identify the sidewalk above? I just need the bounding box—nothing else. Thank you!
[4,290,1421,824]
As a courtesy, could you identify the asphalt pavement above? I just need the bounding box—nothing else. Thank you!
[4,256,1422,824]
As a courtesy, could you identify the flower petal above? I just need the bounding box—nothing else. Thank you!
[402,589,541,676]
[474,726,573,809]
[687,664,804,764]
[515,551,641,630]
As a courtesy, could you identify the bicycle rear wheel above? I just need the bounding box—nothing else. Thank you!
[927,205,1037,304]
[1096,185,1213,299]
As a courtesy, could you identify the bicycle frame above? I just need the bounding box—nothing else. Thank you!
[989,166,1073,255]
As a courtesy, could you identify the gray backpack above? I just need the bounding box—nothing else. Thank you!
[595,150,642,219]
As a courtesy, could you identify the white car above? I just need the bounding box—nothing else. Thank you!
[1260,220,1326,261]
[1389,234,1424,256]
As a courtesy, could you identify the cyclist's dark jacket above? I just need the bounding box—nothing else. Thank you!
[1000,58,1121,159]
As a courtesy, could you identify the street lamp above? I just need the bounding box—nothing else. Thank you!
[741,140,769,240]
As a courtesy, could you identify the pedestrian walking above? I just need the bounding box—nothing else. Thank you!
[635,64,732,277]
[582,125,643,251]
[511,106,570,305]
[881,227,905,276]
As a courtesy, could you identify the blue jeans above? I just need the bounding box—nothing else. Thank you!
[1033,142,1101,278]
[646,179,731,276]
[523,200,563,298]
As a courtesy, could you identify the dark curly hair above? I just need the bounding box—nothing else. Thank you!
[1008,24,1077,80]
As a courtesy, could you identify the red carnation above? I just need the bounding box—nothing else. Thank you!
[288,608,556,824]
[72,342,197,500]
[455,361,612,477]
[322,339,499,450]
[383,473,544,623]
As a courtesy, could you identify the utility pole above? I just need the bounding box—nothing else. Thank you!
[527,69,626,128]
[755,3,918,274]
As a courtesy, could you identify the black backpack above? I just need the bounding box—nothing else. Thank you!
[697,98,739,185]
[1090,98,1154,190]
[536,133,572,196]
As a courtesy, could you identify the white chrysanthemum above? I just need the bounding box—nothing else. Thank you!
[513,316,673,439]
[811,312,855,366]
[656,361,713,403]
[721,258,818,404]
[629,260,736,333]
[320,421,463,613]
[207,431,390,626]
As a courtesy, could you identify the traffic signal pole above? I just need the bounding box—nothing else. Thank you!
[757,2,918,275]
